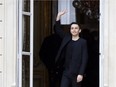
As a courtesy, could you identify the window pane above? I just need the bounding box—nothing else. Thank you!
[23,0,30,12]
[22,15,30,52]
[22,55,30,87]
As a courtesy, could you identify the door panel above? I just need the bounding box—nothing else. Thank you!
[22,15,30,52]
[18,0,33,87]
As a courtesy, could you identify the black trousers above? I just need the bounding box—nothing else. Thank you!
[60,72,81,87]
[48,69,62,87]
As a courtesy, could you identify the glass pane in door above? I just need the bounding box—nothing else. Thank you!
[23,0,30,12]
[22,55,30,87]
[22,15,30,52]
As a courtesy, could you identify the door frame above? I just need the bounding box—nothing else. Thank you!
[17,0,34,87]
[16,0,105,87]
[99,0,105,87]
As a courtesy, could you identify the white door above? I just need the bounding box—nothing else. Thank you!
[100,0,104,87]
[18,0,34,87]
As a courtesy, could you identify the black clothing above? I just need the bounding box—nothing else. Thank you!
[39,34,62,70]
[39,34,62,87]
[64,40,75,69]
[55,20,88,76]
[60,73,81,87]
[54,20,88,87]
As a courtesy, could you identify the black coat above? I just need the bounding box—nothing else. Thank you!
[54,20,88,76]
[39,34,62,70]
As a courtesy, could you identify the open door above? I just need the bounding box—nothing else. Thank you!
[18,0,34,87]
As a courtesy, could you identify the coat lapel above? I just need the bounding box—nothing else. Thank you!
[55,34,71,62]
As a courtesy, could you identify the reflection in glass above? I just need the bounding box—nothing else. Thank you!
[22,15,30,52]
[23,0,30,12]
[22,55,30,87]
[73,0,99,20]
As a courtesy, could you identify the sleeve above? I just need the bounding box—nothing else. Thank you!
[54,20,65,39]
[79,40,88,75]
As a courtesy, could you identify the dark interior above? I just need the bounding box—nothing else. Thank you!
[22,0,99,87]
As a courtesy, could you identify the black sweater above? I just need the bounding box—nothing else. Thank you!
[54,20,88,76]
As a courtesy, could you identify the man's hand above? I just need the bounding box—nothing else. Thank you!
[56,9,67,21]
[77,75,83,83]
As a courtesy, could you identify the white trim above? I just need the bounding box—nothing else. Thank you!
[100,0,105,87]
[22,11,32,16]
[18,0,23,87]
[30,0,34,87]
[16,0,19,86]
[0,0,4,86]
[22,51,31,55]
[3,0,17,86]
[18,0,34,87]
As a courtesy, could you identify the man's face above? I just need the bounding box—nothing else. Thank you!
[70,24,81,36]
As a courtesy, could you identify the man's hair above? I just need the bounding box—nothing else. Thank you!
[70,22,81,29]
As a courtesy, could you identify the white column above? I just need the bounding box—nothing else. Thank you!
[108,0,116,87]
[58,0,76,24]
[0,0,5,87]
[100,0,109,87]
[3,0,17,87]
[102,0,116,87]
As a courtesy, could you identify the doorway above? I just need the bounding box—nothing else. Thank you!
[17,0,101,87]
[18,0,56,87]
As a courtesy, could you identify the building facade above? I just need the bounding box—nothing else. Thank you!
[0,0,17,87]
[0,0,116,87]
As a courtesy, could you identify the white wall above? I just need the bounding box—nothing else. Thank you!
[108,0,116,87]
[0,0,5,87]
[102,0,116,87]
[1,0,116,87]
[0,0,17,87]
[100,0,109,87]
